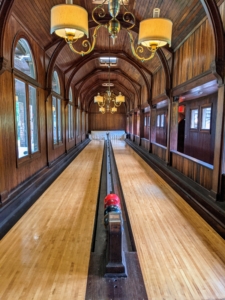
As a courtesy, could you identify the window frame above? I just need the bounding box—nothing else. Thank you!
[157,114,161,127]
[13,36,40,167]
[190,108,199,130]
[51,69,63,148]
[156,113,165,128]
[200,104,212,133]
[68,87,74,141]
[52,92,63,147]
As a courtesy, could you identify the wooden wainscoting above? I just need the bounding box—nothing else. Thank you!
[141,138,150,152]
[134,135,140,146]
[171,151,213,190]
[151,142,167,162]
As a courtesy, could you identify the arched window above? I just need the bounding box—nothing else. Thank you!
[52,71,60,94]
[52,71,62,145]
[76,97,80,137]
[68,87,74,140]
[14,38,39,160]
[14,38,36,79]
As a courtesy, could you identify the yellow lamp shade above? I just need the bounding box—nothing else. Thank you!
[50,4,89,39]
[111,107,117,113]
[116,92,125,103]
[138,18,172,48]
[94,93,104,103]
[99,107,105,113]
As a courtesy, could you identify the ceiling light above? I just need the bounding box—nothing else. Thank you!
[50,0,173,62]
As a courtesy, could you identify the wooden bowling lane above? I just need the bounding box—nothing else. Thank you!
[0,140,104,300]
[112,140,225,300]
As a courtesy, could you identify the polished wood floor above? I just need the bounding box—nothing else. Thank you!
[1,140,225,300]
[0,140,104,300]
[112,140,225,300]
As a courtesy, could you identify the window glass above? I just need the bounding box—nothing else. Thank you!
[57,98,62,142]
[160,114,164,127]
[148,116,150,126]
[15,79,29,158]
[52,97,57,144]
[157,115,160,127]
[190,109,198,129]
[201,107,211,130]
[69,105,74,139]
[29,85,39,153]
[77,109,80,134]
[14,39,36,79]
[52,71,60,94]
[144,116,147,126]
[69,87,72,102]
[99,57,117,65]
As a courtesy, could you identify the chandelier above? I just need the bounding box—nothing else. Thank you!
[50,0,173,62]
[94,90,125,114]
[94,35,125,114]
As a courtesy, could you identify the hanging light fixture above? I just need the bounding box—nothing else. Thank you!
[94,35,124,114]
[50,0,173,62]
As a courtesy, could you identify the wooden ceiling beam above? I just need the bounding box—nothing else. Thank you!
[81,80,135,104]
[76,69,138,105]
[200,0,225,82]
[0,0,14,73]
[65,51,151,101]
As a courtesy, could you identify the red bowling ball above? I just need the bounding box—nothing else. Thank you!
[104,194,120,208]
[105,199,121,208]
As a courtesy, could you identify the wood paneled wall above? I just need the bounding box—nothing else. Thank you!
[173,19,215,87]
[183,93,217,165]
[88,101,126,131]
[152,67,166,99]
[0,15,48,198]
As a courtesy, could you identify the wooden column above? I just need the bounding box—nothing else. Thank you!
[166,97,172,165]
[150,106,156,152]
[170,99,179,151]
[211,84,225,200]
[139,109,144,145]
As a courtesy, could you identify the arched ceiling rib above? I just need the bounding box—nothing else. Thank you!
[2,0,224,106]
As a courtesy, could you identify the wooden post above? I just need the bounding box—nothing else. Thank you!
[170,99,179,151]
[211,84,225,200]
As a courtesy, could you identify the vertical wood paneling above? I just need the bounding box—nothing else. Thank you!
[156,108,167,147]
[152,67,166,99]
[88,102,126,131]
[171,152,213,190]
[183,93,217,164]
[173,19,215,87]
[151,143,167,161]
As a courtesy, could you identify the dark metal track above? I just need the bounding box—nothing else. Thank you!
[86,139,148,299]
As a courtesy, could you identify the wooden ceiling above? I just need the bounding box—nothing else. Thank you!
[9,0,219,106]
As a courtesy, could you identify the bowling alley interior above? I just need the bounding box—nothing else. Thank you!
[0,0,225,299]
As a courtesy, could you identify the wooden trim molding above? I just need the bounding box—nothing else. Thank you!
[0,190,9,204]
[46,40,66,92]
[172,70,217,96]
[152,93,169,105]
[0,0,14,59]
[157,49,172,97]
[0,57,8,75]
